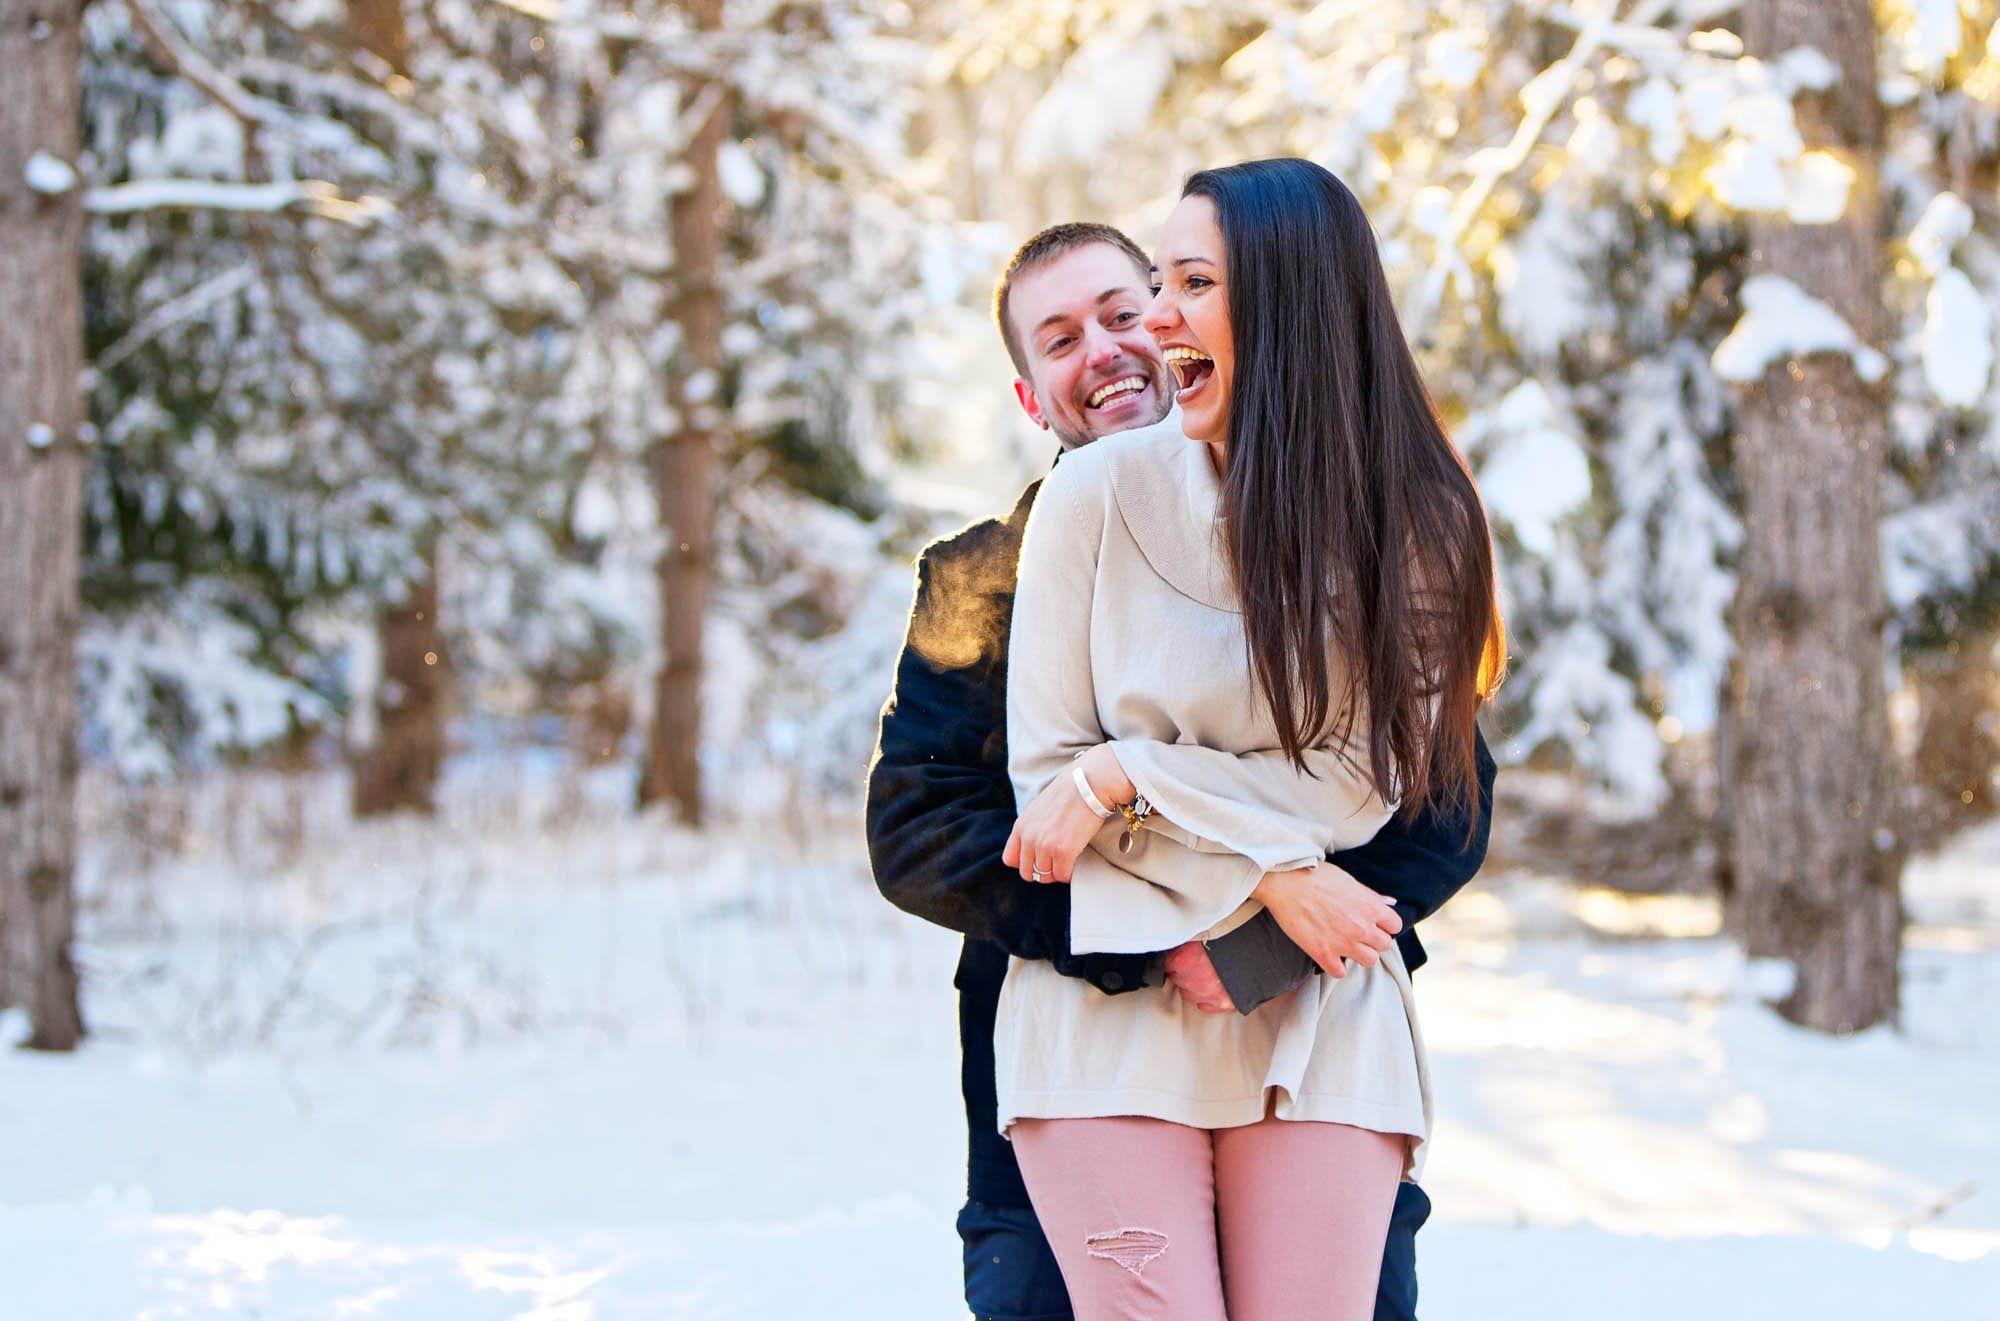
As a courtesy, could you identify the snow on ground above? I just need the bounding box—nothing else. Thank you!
[4,766,1997,1319]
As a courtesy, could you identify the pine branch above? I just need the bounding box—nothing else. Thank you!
[1410,0,1676,340]
[112,0,386,223]
[84,262,258,382]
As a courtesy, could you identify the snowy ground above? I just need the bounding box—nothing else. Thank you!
[5,764,1997,1320]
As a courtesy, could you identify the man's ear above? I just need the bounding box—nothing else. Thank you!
[1012,377,1050,431]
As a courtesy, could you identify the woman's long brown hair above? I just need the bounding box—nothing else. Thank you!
[1185,158,1505,829]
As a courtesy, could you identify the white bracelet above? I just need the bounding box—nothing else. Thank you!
[1071,764,1115,820]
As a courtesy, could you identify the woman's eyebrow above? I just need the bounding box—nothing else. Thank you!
[1149,257,1215,273]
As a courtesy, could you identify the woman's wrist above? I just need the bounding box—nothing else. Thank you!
[1252,863,1315,907]
[1077,743,1137,806]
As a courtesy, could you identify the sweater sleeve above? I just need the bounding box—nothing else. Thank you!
[1011,458,1234,956]
[1009,458,1282,954]
[1109,734,1393,874]
[1005,458,1111,803]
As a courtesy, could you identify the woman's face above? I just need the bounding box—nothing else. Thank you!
[1144,195,1233,446]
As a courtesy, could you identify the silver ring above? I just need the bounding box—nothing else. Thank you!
[1031,866,1046,882]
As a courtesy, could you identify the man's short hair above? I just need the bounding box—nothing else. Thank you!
[993,222,1151,377]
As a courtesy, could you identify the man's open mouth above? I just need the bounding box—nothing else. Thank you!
[1165,347,1214,394]
[1087,375,1149,409]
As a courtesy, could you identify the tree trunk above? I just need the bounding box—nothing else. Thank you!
[1726,0,1902,1032]
[642,0,728,824]
[351,567,449,817]
[345,0,446,819]
[346,0,408,76]
[0,0,87,1051]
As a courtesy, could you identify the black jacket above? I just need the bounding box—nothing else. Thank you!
[865,479,1496,1206]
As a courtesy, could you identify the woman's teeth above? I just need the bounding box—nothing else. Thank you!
[1164,347,1213,392]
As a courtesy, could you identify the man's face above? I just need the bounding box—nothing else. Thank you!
[1007,244,1173,448]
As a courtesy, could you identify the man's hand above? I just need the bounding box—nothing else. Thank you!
[1163,942,1235,1013]
[1251,864,1402,978]
[1003,745,1134,884]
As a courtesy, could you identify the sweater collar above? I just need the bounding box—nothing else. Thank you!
[1107,419,1240,614]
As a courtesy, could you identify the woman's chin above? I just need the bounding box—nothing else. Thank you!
[1179,405,1224,445]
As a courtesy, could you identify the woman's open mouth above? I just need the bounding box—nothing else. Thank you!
[1165,347,1214,399]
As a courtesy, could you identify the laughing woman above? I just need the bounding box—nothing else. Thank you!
[995,157,1505,1321]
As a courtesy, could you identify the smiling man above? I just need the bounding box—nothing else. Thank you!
[1000,232,1174,444]
[866,222,1495,1321]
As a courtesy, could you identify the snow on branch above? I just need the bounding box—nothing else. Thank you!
[1907,192,1974,276]
[1920,269,1994,408]
[25,151,79,195]
[1711,275,1889,384]
[231,56,437,144]
[674,82,730,157]
[84,178,388,225]
[1410,0,1674,338]
[484,0,566,19]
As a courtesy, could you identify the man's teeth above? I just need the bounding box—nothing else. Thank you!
[1088,376,1146,407]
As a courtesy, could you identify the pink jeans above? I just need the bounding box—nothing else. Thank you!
[1010,1111,1406,1321]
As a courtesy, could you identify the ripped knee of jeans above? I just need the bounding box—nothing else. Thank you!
[1084,1227,1170,1277]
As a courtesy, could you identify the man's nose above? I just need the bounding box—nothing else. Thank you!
[1082,322,1125,365]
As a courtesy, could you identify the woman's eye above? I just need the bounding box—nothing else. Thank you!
[1148,285,1162,297]
[1186,275,1212,291]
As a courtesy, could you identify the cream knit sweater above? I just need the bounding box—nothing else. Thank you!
[995,418,1431,1163]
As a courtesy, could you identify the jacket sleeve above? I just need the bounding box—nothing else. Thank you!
[865,538,1159,995]
[1326,726,1498,972]
[1202,725,1498,1005]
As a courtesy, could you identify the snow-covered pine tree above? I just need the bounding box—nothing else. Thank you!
[80,0,933,826]
[79,0,640,779]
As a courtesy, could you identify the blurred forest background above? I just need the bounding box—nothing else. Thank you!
[4,0,1999,1053]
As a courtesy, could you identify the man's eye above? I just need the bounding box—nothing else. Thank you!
[1045,337,1073,353]
[1111,311,1139,325]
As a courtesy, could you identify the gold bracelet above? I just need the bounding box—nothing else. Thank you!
[1114,792,1152,854]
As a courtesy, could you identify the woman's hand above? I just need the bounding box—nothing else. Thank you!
[1003,745,1134,883]
[1251,864,1403,978]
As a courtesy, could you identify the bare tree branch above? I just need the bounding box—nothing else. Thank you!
[119,0,293,133]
